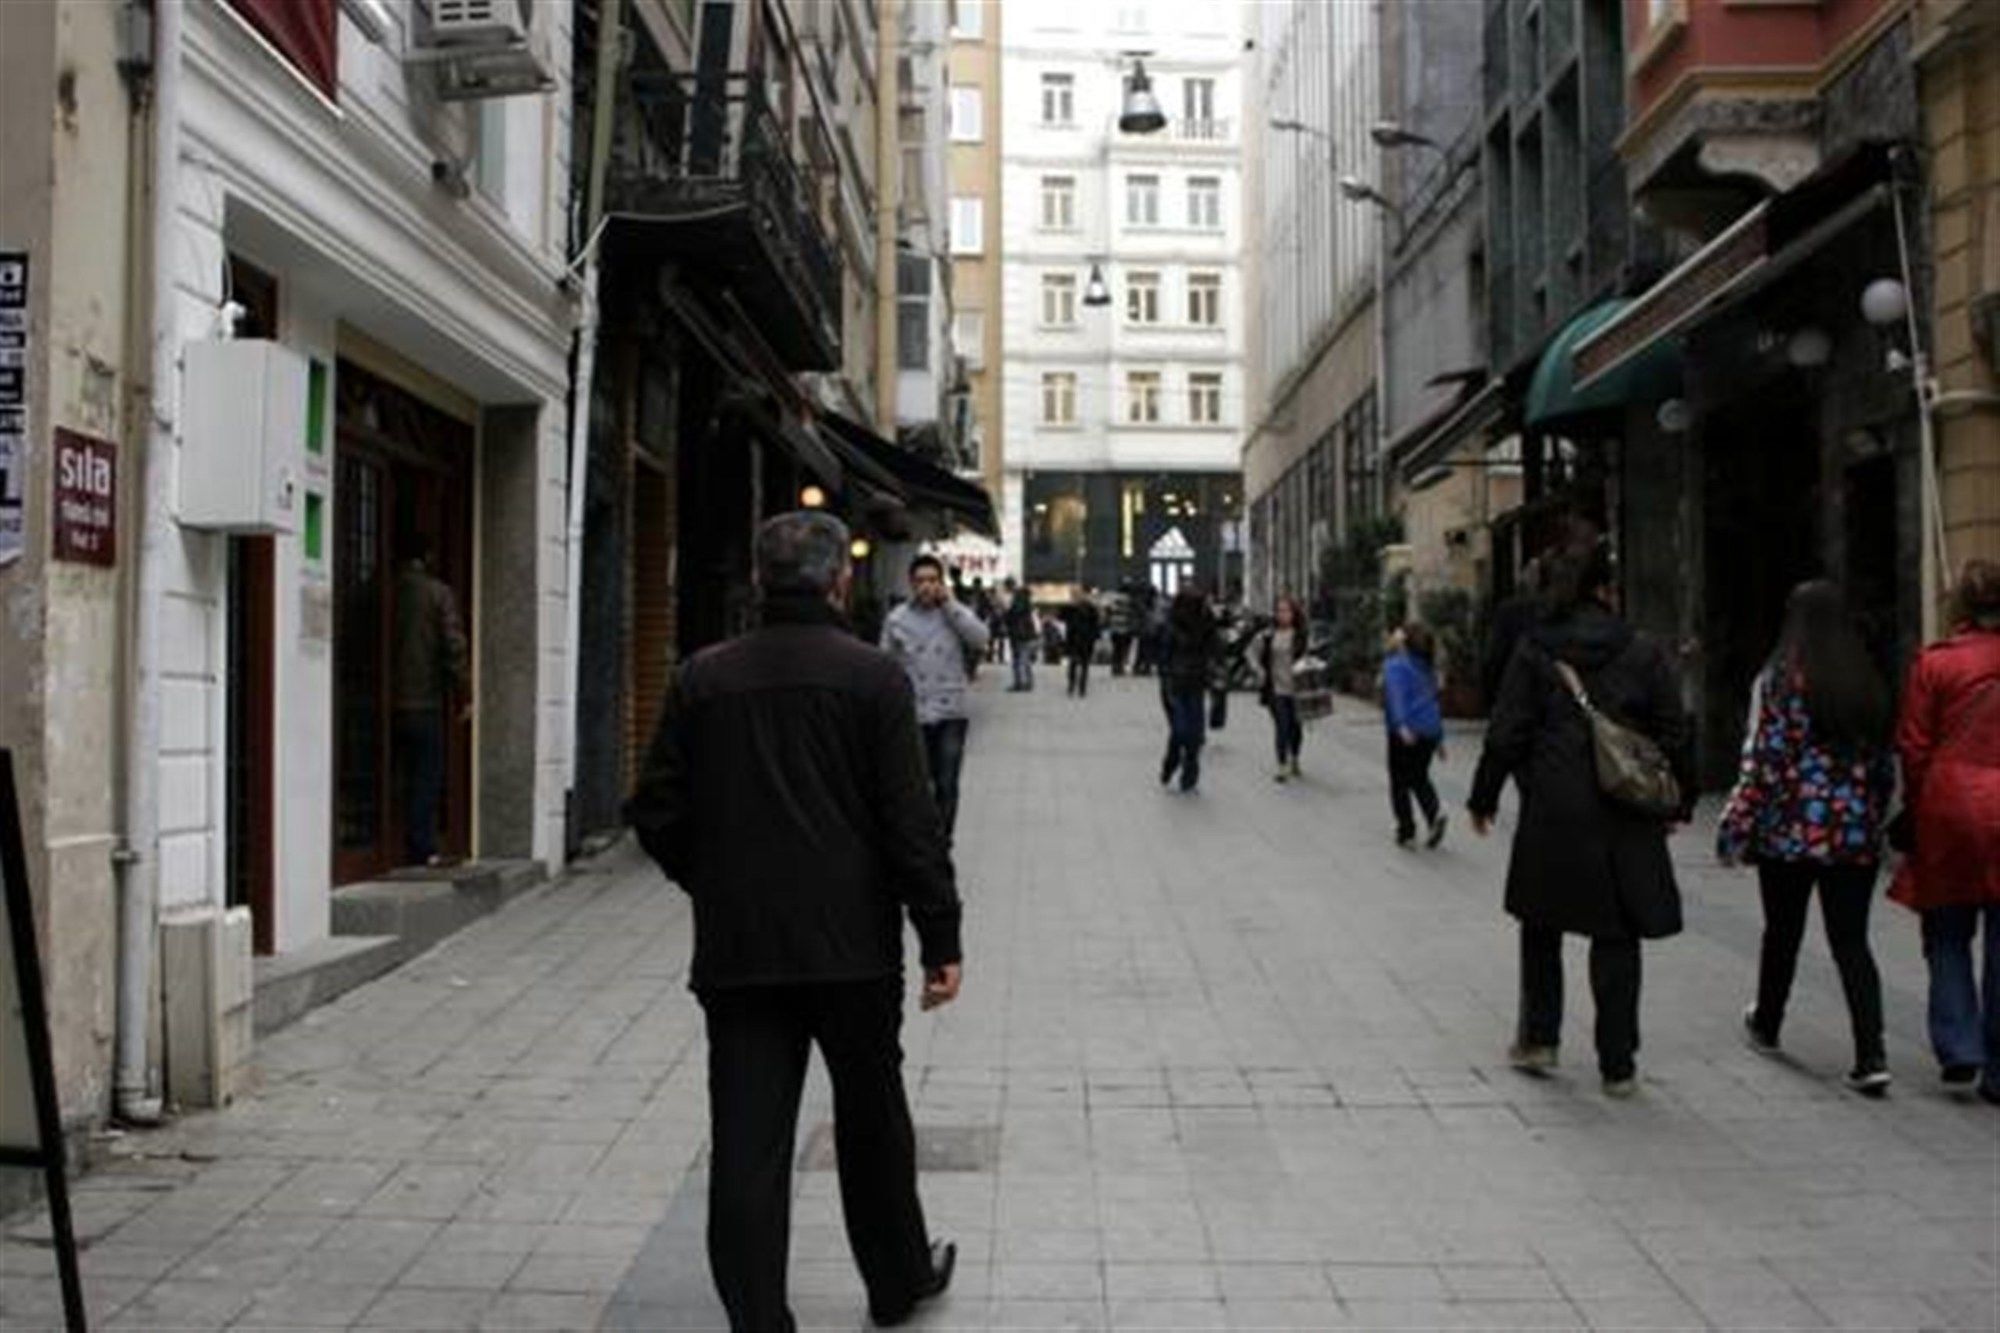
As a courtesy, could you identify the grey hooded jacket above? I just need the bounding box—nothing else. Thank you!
[881,598,992,725]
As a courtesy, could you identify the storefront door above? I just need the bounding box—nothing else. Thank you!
[332,360,475,884]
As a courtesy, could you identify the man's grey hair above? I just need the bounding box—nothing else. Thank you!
[757,510,851,595]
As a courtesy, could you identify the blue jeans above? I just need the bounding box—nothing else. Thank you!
[1922,904,2000,1087]
[920,719,968,838]
[1162,687,1207,791]
[395,706,445,864]
[1010,639,1035,690]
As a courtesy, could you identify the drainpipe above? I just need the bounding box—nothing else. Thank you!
[561,0,622,850]
[114,0,179,1127]
[875,0,899,432]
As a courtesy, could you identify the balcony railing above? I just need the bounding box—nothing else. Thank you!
[611,71,844,371]
[1115,116,1236,143]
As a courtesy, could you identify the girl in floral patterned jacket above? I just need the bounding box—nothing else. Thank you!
[1718,581,1896,1094]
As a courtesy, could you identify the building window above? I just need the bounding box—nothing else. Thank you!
[1126,371,1162,423]
[949,196,984,255]
[953,310,985,368]
[1040,273,1077,327]
[950,87,983,142]
[897,253,931,371]
[1183,77,1216,133]
[1041,371,1077,425]
[1187,272,1221,326]
[952,0,983,39]
[1187,176,1222,230]
[1125,271,1161,325]
[1039,175,1076,230]
[1126,174,1160,227]
[1040,73,1074,126]
[1188,372,1223,424]
[1341,387,1381,528]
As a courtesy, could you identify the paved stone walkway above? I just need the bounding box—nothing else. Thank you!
[3,673,1995,1331]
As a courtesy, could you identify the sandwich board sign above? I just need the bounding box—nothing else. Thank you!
[0,748,87,1331]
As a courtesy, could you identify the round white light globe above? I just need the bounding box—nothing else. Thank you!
[1860,278,1910,327]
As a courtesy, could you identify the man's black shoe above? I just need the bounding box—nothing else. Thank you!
[871,1240,956,1328]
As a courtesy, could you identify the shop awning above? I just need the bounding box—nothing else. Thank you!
[1572,146,1894,392]
[1525,300,1684,429]
[1389,378,1511,483]
[818,412,999,537]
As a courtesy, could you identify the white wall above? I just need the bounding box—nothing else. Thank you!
[159,0,576,951]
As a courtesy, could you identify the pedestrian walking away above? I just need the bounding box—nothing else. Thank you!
[1384,622,1448,847]
[1108,584,1138,675]
[392,534,470,866]
[1003,580,1038,692]
[881,554,991,839]
[1159,587,1220,793]
[1717,580,1896,1094]
[1255,595,1309,780]
[625,511,963,1332]
[1062,586,1103,697]
[1890,559,2000,1104]
[1468,542,1694,1097]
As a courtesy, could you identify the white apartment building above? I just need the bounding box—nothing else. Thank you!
[995,0,1246,596]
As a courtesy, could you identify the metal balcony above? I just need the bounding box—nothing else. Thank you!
[608,71,844,371]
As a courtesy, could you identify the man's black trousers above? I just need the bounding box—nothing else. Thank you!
[698,978,933,1333]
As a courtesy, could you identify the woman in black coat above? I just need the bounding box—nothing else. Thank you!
[1159,588,1220,793]
[1468,543,1693,1097]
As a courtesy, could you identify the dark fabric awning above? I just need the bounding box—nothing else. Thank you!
[1572,145,1895,392]
[1526,300,1684,429]
[1388,379,1512,482]
[818,412,999,537]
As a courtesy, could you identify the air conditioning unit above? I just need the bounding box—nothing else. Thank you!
[430,0,530,44]
[410,0,554,100]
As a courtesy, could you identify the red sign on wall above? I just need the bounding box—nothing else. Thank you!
[52,429,115,567]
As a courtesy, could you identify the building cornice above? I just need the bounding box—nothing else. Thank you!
[1619,0,1913,176]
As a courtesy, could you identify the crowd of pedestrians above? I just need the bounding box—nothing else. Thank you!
[621,509,1997,1333]
[1466,539,2000,1105]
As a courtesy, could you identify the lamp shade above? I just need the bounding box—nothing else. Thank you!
[1119,61,1166,134]
[1860,278,1909,328]
[1083,263,1111,307]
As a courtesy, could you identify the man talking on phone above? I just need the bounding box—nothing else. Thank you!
[626,511,963,1332]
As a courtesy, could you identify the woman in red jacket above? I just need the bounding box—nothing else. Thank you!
[1893,560,2000,1102]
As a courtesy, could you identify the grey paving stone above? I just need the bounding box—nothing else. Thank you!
[102,1278,255,1332]
[353,1285,491,1330]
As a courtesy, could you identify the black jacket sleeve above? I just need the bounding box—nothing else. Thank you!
[870,671,964,968]
[624,669,692,886]
[1636,636,1697,821]
[1470,641,1543,818]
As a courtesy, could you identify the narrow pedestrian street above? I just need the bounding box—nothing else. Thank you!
[4,676,1995,1332]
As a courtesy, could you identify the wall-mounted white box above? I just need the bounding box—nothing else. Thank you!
[178,339,306,533]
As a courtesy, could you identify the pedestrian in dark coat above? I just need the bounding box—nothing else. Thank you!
[1718,580,1895,1095]
[1469,542,1693,1096]
[1159,588,1220,792]
[1890,559,2000,1102]
[1061,588,1103,697]
[625,511,961,1332]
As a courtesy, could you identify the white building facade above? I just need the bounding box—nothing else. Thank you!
[998,0,1246,596]
[145,0,574,1104]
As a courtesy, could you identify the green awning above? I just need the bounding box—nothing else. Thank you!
[1525,300,1683,429]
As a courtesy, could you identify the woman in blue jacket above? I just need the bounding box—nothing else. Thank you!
[1384,623,1447,847]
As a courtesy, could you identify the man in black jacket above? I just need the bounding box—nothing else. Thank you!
[625,511,962,1332]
